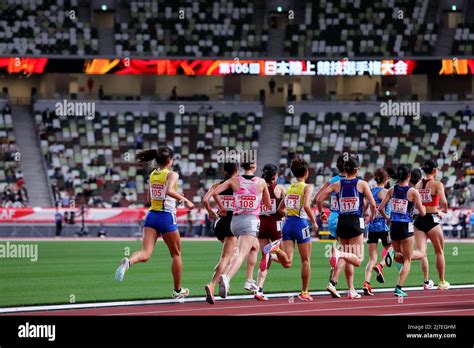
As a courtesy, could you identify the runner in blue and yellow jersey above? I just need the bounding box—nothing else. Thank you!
[115,146,195,300]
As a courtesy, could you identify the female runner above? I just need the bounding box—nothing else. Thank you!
[115,147,194,299]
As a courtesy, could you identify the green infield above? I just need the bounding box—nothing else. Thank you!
[0,240,473,307]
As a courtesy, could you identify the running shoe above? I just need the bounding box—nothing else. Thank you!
[438,280,450,290]
[114,257,129,282]
[384,247,395,267]
[329,246,340,268]
[244,279,259,292]
[172,288,190,299]
[423,279,435,290]
[363,281,374,296]
[254,290,269,301]
[298,292,314,302]
[326,282,341,298]
[204,284,215,304]
[259,253,271,272]
[373,263,385,283]
[218,274,230,298]
[394,287,408,297]
[347,290,362,299]
[263,239,281,255]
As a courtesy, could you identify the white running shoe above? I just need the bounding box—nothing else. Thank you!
[347,290,362,299]
[172,288,190,299]
[218,274,230,298]
[244,279,259,292]
[254,290,269,301]
[326,282,341,298]
[115,257,129,282]
[423,279,435,290]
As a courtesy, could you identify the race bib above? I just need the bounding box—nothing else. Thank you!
[236,194,258,210]
[251,219,260,232]
[301,226,311,239]
[261,198,277,215]
[339,197,360,213]
[408,222,414,233]
[330,195,339,210]
[286,194,301,210]
[391,198,408,214]
[418,189,432,203]
[221,195,235,211]
[150,183,166,200]
[276,220,282,232]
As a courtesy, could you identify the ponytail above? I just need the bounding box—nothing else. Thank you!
[374,168,388,184]
[262,163,278,184]
[343,155,360,175]
[410,168,422,186]
[136,146,173,166]
[387,165,410,183]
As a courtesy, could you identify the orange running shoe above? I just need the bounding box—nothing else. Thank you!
[298,291,314,302]
[204,284,215,304]
[363,281,374,296]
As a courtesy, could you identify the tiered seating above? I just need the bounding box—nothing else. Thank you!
[453,24,474,55]
[0,108,29,207]
[0,0,98,55]
[280,111,473,203]
[115,0,268,57]
[35,108,262,207]
[285,0,437,57]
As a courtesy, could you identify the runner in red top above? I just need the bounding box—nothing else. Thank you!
[414,159,450,290]
[255,164,286,301]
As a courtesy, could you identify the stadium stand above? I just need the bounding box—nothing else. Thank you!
[34,103,262,207]
[284,0,438,57]
[0,0,99,55]
[453,24,474,56]
[279,108,473,206]
[115,0,268,57]
[0,101,28,207]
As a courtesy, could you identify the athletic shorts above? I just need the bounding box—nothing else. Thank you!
[328,212,339,238]
[144,210,177,234]
[282,216,311,244]
[414,213,441,233]
[367,231,391,246]
[231,214,260,238]
[390,221,414,241]
[258,216,282,241]
[214,216,233,241]
[336,214,365,240]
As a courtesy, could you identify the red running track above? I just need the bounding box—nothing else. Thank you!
[6,288,474,316]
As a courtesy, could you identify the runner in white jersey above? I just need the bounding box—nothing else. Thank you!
[213,162,271,299]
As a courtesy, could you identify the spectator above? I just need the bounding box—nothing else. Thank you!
[269,78,276,94]
[111,190,121,207]
[97,224,107,238]
[135,132,143,150]
[54,208,63,237]
[171,86,177,100]
[464,105,471,117]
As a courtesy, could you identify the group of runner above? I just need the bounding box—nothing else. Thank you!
[114,146,450,302]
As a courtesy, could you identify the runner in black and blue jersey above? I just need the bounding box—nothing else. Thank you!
[363,168,391,296]
[378,165,426,297]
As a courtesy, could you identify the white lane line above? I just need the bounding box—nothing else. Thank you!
[236,299,474,316]
[105,292,474,316]
[2,284,473,314]
[383,308,474,316]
